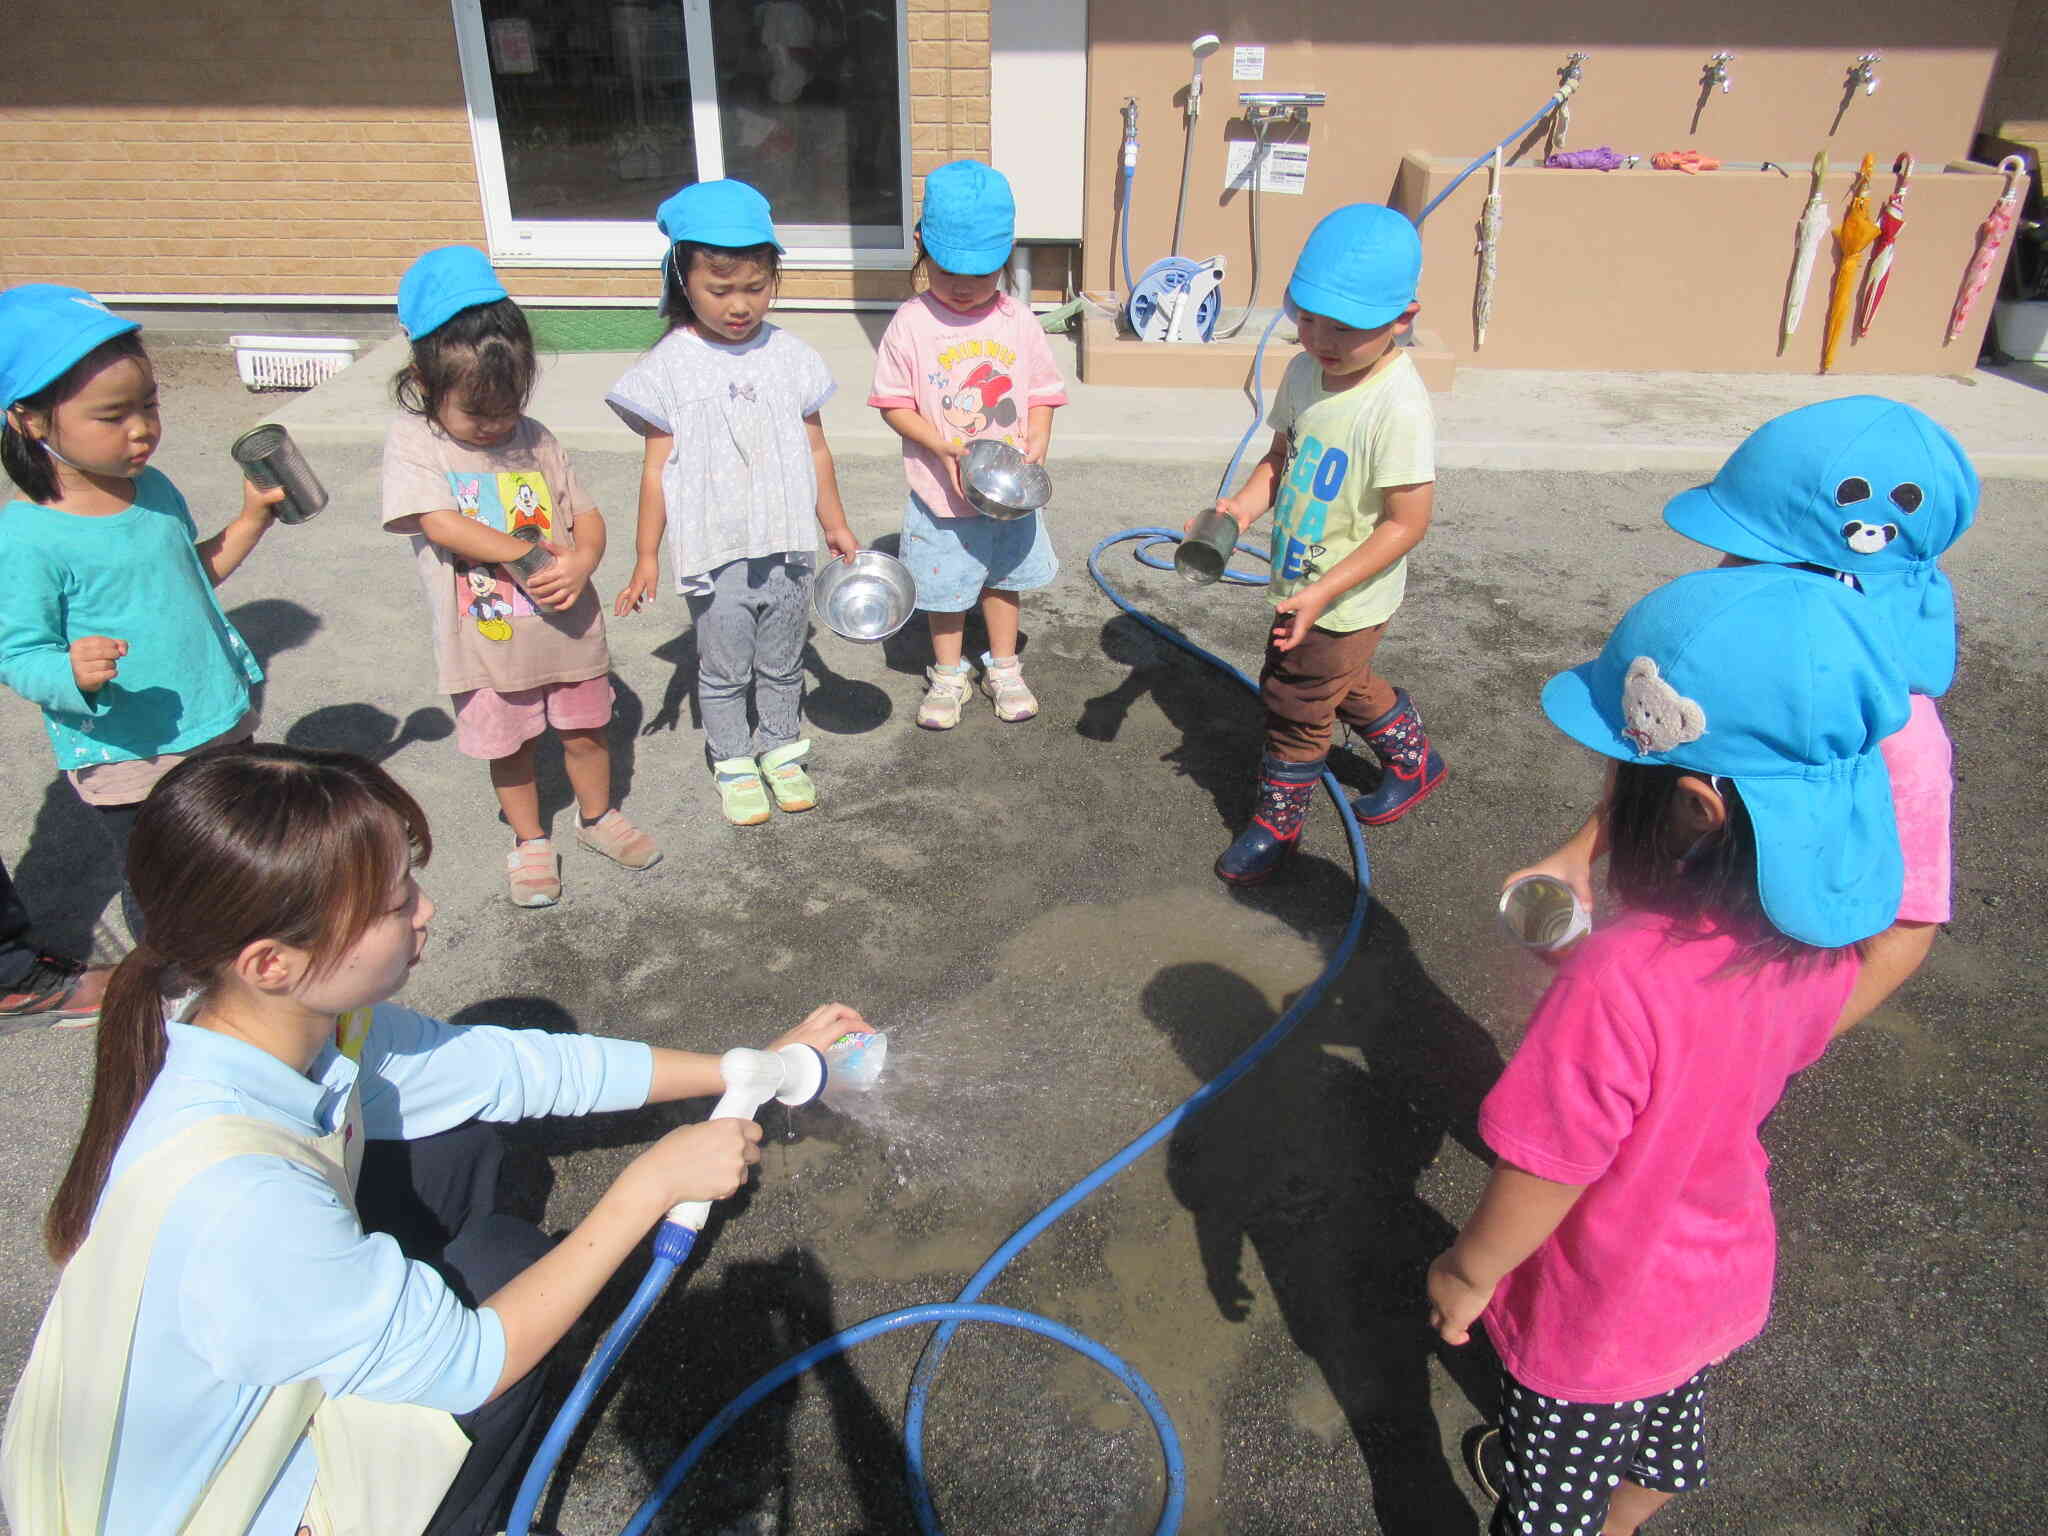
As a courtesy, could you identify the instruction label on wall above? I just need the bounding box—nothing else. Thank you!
[1225,138,1309,195]
[1233,45,1265,80]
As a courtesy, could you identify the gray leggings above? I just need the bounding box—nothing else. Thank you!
[685,556,812,765]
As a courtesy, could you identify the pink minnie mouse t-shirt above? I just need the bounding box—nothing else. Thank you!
[1479,912,1857,1402]
[1881,693,1953,924]
[867,291,1067,518]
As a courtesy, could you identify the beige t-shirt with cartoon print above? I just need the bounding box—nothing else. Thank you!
[380,413,610,697]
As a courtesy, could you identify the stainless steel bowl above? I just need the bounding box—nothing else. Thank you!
[813,550,916,643]
[960,438,1051,521]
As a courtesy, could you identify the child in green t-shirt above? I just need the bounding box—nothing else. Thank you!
[1199,204,1445,885]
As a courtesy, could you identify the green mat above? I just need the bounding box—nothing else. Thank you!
[527,309,667,353]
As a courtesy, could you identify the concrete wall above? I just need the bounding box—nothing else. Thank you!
[0,0,993,306]
[1083,0,2022,370]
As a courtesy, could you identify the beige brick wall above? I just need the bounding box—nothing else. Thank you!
[0,0,995,306]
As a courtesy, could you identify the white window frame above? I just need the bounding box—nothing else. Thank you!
[450,0,914,270]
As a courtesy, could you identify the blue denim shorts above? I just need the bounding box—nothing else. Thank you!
[901,492,1058,613]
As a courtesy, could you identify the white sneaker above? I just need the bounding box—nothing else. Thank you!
[918,664,975,730]
[979,652,1038,722]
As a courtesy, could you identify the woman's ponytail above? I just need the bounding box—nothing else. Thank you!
[41,743,432,1265]
[45,943,176,1262]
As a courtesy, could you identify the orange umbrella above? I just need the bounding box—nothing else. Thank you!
[1820,153,1878,374]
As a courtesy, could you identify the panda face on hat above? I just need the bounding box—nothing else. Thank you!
[1833,468,1925,558]
[1663,396,1977,573]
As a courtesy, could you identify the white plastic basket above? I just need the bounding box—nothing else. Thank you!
[227,335,360,392]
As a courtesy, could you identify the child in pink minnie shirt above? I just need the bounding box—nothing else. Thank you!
[869,161,1066,731]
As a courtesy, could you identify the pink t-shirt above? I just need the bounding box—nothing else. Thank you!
[866,292,1068,518]
[1480,912,1857,1402]
[1882,693,1953,924]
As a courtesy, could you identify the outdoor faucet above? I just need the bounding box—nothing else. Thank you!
[1831,53,1882,135]
[1548,53,1589,157]
[1692,51,1734,135]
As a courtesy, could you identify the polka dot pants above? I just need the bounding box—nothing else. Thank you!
[1487,1366,1710,1536]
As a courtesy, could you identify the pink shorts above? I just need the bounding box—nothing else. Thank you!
[453,676,614,761]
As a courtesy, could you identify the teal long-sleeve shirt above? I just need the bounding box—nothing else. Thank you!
[0,468,261,771]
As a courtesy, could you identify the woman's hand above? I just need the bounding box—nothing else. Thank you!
[773,1002,867,1055]
[631,1118,763,1208]
[614,554,661,617]
[822,524,862,562]
[1426,1251,1495,1347]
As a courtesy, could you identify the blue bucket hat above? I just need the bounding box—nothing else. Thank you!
[1285,204,1423,330]
[655,179,783,250]
[917,160,1015,277]
[397,247,510,340]
[1540,564,1911,948]
[0,284,140,409]
[1662,397,1979,696]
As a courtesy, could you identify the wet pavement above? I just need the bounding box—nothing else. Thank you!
[1,347,2043,1533]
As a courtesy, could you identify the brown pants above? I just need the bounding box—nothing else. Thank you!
[1260,620,1397,763]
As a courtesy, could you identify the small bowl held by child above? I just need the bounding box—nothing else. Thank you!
[813,550,916,642]
[960,439,1051,521]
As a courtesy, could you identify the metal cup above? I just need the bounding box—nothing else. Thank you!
[1176,507,1241,585]
[504,526,557,594]
[1498,875,1591,951]
[229,423,328,524]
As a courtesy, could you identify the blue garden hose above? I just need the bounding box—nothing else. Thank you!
[1120,160,1138,297]
[507,531,1375,1535]
[1415,96,1566,226]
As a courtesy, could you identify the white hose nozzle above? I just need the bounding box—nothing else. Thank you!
[668,1044,826,1231]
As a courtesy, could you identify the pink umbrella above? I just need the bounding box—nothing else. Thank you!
[1946,156,2030,346]
[1854,153,1913,339]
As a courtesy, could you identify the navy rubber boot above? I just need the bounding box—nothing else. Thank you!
[1216,754,1324,886]
[1349,689,1446,826]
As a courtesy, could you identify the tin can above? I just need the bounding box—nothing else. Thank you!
[504,529,558,594]
[1175,507,1241,586]
[1497,875,1592,951]
[228,423,328,525]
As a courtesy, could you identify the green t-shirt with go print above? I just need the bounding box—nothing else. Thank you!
[1265,348,1436,632]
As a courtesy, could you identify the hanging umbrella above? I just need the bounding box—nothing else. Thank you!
[1475,148,1503,348]
[1855,153,1914,339]
[1946,155,2030,346]
[1820,153,1879,374]
[1779,149,1830,356]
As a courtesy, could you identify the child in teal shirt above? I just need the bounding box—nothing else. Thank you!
[0,284,281,934]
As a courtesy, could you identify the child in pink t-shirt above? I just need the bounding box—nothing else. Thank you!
[1430,566,1930,1536]
[868,161,1067,730]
